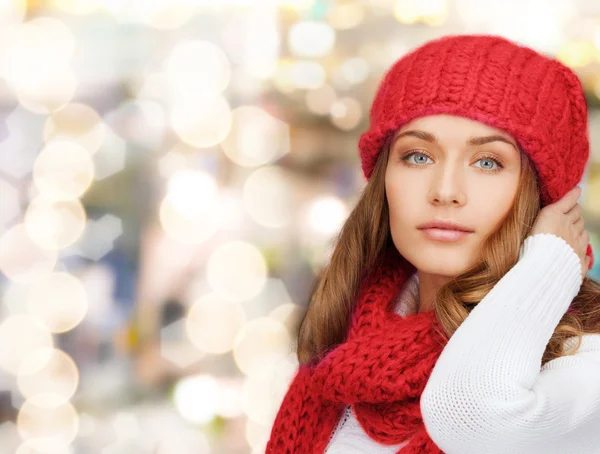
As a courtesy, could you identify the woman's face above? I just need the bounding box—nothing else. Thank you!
[385,114,522,279]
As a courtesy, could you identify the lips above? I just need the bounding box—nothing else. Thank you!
[417,219,474,242]
[420,228,472,242]
[417,220,474,232]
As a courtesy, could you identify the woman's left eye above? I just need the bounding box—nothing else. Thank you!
[475,156,503,171]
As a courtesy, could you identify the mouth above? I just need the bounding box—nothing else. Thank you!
[419,228,473,242]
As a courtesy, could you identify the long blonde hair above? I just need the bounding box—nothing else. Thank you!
[297,140,600,367]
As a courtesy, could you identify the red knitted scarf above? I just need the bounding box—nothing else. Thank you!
[266,246,449,453]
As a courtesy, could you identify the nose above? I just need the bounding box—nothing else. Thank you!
[428,163,466,206]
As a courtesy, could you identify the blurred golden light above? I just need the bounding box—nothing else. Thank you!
[268,302,303,337]
[422,14,445,26]
[159,198,221,245]
[165,40,231,99]
[235,11,280,80]
[0,0,27,25]
[43,103,106,156]
[170,94,232,147]
[221,106,290,168]
[251,443,269,454]
[185,293,246,354]
[17,398,79,449]
[330,97,363,130]
[393,0,421,23]
[111,412,141,440]
[53,0,102,15]
[33,139,94,201]
[306,195,349,236]
[338,57,370,85]
[216,378,243,418]
[245,418,271,452]
[4,18,74,75]
[154,434,210,454]
[26,272,88,333]
[278,0,316,8]
[243,166,294,228]
[594,27,600,55]
[160,318,207,369]
[16,441,73,454]
[242,371,283,425]
[99,0,196,30]
[0,224,57,284]
[326,2,365,29]
[207,241,268,303]
[24,197,87,250]
[3,280,31,316]
[586,176,600,216]
[159,169,222,244]
[557,40,596,68]
[216,189,245,232]
[166,169,217,214]
[269,351,299,402]
[173,374,219,424]
[232,317,290,376]
[393,0,448,24]
[3,18,78,113]
[76,412,97,438]
[17,348,79,405]
[290,61,327,89]
[241,352,297,445]
[0,314,53,375]
[157,147,189,178]
[305,84,337,115]
[17,66,77,115]
[272,59,296,94]
[288,21,336,58]
[137,2,197,30]
[0,177,19,225]
[135,71,168,102]
[112,99,167,149]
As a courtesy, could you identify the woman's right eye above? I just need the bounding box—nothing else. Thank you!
[401,151,431,165]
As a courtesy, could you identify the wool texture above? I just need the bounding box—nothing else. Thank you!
[358,34,594,269]
[266,247,447,453]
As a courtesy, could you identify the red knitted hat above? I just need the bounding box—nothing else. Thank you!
[359,33,594,270]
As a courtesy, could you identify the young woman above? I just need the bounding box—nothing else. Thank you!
[266,34,600,453]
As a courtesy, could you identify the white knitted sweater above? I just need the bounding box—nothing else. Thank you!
[325,233,600,453]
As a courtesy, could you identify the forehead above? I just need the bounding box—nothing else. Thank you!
[393,114,515,142]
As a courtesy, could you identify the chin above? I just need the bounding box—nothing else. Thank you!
[418,264,469,278]
[403,249,474,278]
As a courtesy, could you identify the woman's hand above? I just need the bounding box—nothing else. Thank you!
[530,186,590,280]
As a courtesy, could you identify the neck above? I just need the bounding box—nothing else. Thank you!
[416,270,453,313]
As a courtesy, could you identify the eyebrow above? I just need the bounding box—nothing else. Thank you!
[393,130,518,151]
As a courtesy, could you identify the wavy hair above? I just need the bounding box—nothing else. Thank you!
[297,139,600,367]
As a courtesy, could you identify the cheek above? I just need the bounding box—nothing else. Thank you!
[386,178,416,228]
[471,181,518,232]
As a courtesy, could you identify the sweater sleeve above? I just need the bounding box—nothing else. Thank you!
[420,233,600,454]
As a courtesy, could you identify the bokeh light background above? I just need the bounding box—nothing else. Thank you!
[0,0,599,453]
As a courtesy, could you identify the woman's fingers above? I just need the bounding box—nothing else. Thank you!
[567,203,582,219]
[573,217,585,235]
[531,185,590,281]
[567,204,582,223]
[555,186,581,213]
[581,229,591,244]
